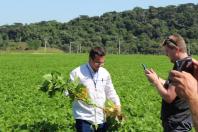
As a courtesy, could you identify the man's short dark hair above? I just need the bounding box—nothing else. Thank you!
[89,47,106,60]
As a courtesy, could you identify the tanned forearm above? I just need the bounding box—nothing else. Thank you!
[154,81,168,97]
[153,81,176,103]
[145,69,176,103]
[158,77,166,85]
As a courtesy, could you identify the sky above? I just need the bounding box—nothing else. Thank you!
[0,0,197,26]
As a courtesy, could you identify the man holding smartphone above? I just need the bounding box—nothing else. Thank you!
[144,34,193,132]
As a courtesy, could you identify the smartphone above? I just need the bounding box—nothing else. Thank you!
[141,64,147,70]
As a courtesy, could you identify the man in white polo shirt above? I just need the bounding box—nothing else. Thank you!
[70,46,121,132]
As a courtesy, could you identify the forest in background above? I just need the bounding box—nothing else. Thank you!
[0,3,197,54]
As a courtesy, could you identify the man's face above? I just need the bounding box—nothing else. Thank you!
[90,55,105,72]
[163,35,179,63]
[164,46,178,63]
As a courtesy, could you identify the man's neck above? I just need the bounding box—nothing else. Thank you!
[88,62,97,73]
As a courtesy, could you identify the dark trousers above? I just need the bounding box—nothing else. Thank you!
[75,119,107,132]
[162,117,192,132]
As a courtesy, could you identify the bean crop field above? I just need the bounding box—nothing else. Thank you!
[0,53,197,132]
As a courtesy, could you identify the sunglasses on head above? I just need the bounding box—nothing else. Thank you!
[163,37,177,47]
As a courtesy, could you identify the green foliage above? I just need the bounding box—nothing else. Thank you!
[0,34,3,45]
[39,71,92,104]
[106,115,125,131]
[28,40,42,50]
[0,4,198,54]
[0,54,197,131]
[105,100,125,131]
[39,70,125,130]
[39,71,66,97]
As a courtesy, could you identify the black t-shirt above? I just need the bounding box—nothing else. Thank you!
[161,56,193,122]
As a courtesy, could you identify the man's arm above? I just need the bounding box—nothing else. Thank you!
[170,70,198,131]
[145,68,176,103]
[158,77,166,85]
[192,59,198,80]
[104,73,121,114]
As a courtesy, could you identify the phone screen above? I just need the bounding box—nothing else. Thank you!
[142,64,147,70]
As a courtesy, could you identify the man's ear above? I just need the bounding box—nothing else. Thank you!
[175,47,180,52]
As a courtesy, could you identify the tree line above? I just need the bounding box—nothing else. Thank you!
[0,3,197,54]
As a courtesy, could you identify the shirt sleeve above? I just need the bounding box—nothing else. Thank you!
[70,70,76,81]
[105,73,121,106]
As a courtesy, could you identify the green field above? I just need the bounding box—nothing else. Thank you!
[0,53,197,132]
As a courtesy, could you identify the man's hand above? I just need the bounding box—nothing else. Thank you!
[114,105,124,121]
[192,59,198,80]
[170,70,198,101]
[114,105,121,116]
[144,68,159,86]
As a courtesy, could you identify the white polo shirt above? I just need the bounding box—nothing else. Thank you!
[70,63,120,124]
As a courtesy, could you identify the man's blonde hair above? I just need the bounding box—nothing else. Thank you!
[172,34,187,53]
[162,34,187,53]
